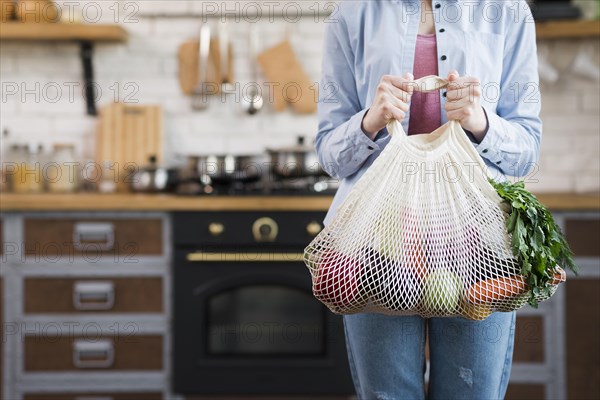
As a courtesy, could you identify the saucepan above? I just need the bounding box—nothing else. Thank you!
[267,137,326,178]
[188,154,266,184]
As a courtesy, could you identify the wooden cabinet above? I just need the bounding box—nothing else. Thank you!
[24,335,163,371]
[505,384,545,400]
[25,277,163,313]
[0,212,169,399]
[23,218,163,259]
[513,316,544,363]
[0,277,3,400]
[566,279,600,400]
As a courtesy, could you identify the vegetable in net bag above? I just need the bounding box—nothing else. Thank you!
[304,75,575,320]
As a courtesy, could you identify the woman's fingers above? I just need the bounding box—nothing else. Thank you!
[381,82,412,106]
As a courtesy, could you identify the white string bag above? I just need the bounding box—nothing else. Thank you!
[304,75,563,320]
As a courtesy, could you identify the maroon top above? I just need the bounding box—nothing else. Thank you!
[408,33,442,135]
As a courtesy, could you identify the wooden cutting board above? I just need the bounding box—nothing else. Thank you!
[257,40,317,114]
[178,38,234,95]
[96,103,163,192]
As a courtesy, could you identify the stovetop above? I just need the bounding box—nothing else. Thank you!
[175,177,340,196]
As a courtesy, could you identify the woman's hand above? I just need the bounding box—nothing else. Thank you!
[361,73,415,139]
[445,70,489,141]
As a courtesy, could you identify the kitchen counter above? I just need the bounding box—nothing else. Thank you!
[0,192,598,212]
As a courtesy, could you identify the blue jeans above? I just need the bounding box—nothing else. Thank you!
[343,312,516,400]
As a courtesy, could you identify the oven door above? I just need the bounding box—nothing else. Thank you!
[173,249,354,395]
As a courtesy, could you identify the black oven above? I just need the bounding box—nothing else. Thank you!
[173,212,354,396]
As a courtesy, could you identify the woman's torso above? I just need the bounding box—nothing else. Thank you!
[323,0,518,225]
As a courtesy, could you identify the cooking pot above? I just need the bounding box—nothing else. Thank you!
[130,155,179,193]
[267,136,325,178]
[190,154,265,184]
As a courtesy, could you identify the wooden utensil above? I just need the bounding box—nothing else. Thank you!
[257,40,317,114]
[178,36,234,96]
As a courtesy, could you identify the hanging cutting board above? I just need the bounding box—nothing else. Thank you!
[96,103,163,192]
[178,38,234,95]
[257,40,317,114]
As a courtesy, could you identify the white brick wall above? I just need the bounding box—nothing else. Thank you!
[1,1,599,193]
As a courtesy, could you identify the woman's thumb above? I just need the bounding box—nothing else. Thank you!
[403,72,414,81]
[448,70,459,81]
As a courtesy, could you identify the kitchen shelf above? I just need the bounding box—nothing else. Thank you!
[0,22,127,42]
[0,22,127,116]
[536,19,600,39]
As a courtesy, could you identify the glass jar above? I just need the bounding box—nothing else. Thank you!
[46,143,79,193]
[13,143,44,193]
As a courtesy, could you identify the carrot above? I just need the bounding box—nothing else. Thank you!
[551,266,566,285]
[466,275,527,305]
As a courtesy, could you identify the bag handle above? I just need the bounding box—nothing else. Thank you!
[412,75,449,92]
[387,75,452,137]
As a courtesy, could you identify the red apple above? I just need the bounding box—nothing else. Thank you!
[312,251,368,312]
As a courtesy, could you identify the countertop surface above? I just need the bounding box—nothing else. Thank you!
[0,192,599,212]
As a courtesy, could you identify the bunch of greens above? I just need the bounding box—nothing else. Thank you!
[490,180,577,307]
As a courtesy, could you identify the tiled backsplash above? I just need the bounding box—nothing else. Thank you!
[1,1,598,193]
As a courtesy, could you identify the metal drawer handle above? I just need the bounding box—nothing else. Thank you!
[73,281,115,311]
[73,339,114,369]
[73,222,115,251]
[186,252,304,262]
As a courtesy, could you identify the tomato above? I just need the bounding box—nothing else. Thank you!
[312,251,368,312]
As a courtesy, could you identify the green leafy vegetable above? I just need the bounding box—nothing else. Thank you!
[489,179,578,307]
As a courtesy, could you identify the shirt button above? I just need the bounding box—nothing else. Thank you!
[496,161,502,165]
[435,3,441,8]
[368,146,374,150]
[482,149,489,153]
[439,28,445,33]
[441,55,447,61]
[442,91,447,97]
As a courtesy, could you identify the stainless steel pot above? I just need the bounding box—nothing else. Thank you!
[267,137,325,178]
[130,155,179,193]
[190,154,265,184]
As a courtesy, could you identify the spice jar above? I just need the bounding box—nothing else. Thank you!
[13,143,44,193]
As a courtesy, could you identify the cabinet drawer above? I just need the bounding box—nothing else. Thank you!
[24,393,163,400]
[25,277,163,313]
[565,218,600,257]
[24,218,163,259]
[24,335,163,371]
[505,384,545,400]
[513,316,544,363]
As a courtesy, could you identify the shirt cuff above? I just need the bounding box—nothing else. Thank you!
[350,108,381,156]
[471,107,505,168]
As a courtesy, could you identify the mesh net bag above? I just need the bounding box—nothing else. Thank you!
[304,75,565,320]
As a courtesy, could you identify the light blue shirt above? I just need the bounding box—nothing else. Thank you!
[317,0,541,225]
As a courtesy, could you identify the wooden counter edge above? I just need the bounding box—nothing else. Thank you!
[1,193,599,212]
[0,193,335,212]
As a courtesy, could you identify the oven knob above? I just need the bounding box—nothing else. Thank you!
[208,222,225,237]
[306,221,322,236]
[252,217,278,242]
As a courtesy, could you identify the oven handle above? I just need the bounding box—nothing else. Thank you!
[186,252,304,262]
